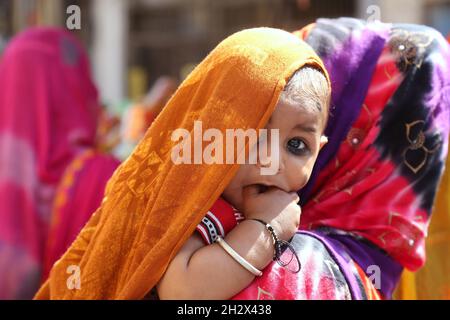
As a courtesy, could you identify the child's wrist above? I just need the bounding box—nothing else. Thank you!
[245,214,285,239]
[237,219,301,274]
[226,219,276,269]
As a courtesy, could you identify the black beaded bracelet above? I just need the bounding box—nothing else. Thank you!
[249,218,301,273]
[250,219,280,259]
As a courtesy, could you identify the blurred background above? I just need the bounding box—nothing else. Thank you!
[1,0,449,109]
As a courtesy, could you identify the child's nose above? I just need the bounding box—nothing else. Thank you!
[278,157,286,173]
[255,155,285,172]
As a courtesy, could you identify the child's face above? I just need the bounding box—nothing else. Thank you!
[222,95,328,211]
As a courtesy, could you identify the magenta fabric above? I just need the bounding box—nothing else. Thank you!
[42,152,119,281]
[0,27,101,299]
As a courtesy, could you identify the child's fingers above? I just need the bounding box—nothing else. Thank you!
[243,185,300,204]
[289,192,300,204]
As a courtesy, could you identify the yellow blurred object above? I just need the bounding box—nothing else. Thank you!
[180,62,197,81]
[122,77,177,144]
[395,152,450,300]
[128,66,148,103]
[396,270,417,300]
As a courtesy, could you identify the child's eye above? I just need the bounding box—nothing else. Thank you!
[287,138,310,156]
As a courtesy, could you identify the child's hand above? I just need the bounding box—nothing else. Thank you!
[242,185,301,242]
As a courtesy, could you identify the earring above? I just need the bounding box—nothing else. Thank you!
[320,136,329,144]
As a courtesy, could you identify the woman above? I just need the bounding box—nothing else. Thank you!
[0,28,120,299]
[36,20,449,300]
[226,18,449,299]
[116,76,177,160]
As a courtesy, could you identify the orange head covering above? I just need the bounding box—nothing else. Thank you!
[35,28,329,299]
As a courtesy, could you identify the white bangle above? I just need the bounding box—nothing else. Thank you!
[215,236,263,277]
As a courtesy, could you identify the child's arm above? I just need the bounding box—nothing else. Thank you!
[156,187,300,300]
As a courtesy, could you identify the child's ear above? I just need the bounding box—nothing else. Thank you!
[319,135,328,150]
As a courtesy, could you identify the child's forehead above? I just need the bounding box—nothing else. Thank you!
[268,96,326,131]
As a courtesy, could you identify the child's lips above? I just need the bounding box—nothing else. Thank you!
[252,183,294,194]
[257,184,269,193]
[243,183,271,194]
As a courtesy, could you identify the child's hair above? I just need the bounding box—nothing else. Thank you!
[281,66,331,129]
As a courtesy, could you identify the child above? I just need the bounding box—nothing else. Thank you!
[35,28,331,300]
[157,66,330,299]
[35,20,450,301]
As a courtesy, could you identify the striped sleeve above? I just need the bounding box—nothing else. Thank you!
[195,198,242,245]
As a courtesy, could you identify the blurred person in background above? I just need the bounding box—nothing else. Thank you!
[290,18,450,300]
[396,154,450,299]
[116,76,177,160]
[0,28,120,299]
